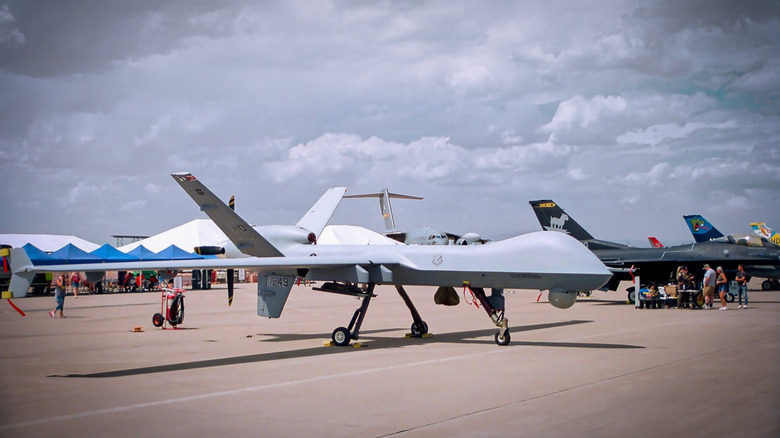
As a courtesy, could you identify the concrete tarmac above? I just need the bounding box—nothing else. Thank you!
[0,282,778,437]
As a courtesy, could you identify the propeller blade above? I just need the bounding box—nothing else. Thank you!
[227,268,234,307]
[229,195,235,211]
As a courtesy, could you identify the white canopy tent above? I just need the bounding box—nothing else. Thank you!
[119,219,228,253]
[0,234,100,252]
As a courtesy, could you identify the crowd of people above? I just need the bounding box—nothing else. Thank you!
[675,263,749,311]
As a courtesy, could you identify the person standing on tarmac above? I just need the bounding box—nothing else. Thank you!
[716,266,729,310]
[50,273,68,318]
[702,264,717,309]
[735,264,749,309]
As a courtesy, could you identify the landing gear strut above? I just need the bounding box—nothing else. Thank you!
[466,284,510,346]
[396,285,429,336]
[330,283,377,346]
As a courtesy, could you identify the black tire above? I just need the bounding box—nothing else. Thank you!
[167,295,185,326]
[762,280,772,291]
[410,321,429,336]
[332,327,351,346]
[628,291,636,302]
[725,293,735,303]
[152,313,164,327]
[495,329,511,346]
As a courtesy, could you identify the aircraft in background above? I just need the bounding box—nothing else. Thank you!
[751,222,780,290]
[529,200,780,301]
[682,215,780,291]
[683,215,778,249]
[752,222,780,246]
[8,174,612,347]
[647,237,664,248]
[344,188,489,245]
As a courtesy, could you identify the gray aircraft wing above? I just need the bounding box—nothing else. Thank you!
[10,247,402,278]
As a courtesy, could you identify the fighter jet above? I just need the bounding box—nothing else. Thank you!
[683,215,780,290]
[7,175,611,347]
[529,200,780,302]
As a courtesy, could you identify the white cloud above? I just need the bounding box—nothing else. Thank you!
[0,5,24,45]
[540,95,627,133]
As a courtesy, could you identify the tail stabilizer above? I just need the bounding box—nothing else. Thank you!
[528,200,595,241]
[295,187,347,240]
[683,215,724,242]
[8,247,35,298]
[344,189,423,230]
[172,173,283,257]
[751,222,780,245]
[647,237,664,248]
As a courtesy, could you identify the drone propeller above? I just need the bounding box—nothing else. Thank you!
[227,194,235,306]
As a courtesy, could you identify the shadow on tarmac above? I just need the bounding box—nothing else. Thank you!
[53,320,642,379]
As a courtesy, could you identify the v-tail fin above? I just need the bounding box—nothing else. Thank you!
[296,187,347,240]
[171,173,283,257]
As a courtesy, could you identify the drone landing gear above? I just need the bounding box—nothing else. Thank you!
[331,283,377,346]
[466,285,510,346]
[395,285,429,337]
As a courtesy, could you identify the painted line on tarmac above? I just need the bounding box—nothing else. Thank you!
[377,334,780,437]
[0,348,508,431]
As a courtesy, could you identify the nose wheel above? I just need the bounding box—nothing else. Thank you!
[331,327,351,346]
[465,284,512,346]
[494,328,510,346]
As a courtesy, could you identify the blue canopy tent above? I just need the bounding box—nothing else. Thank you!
[49,244,104,264]
[22,243,63,266]
[126,245,169,261]
[155,245,205,260]
[89,244,140,263]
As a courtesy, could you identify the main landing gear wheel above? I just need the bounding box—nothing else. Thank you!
[495,329,510,346]
[725,293,735,303]
[332,327,351,346]
[410,321,429,337]
[152,313,164,327]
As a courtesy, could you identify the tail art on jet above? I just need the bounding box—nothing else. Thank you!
[528,200,594,241]
[528,200,630,251]
[647,237,664,248]
[683,215,724,242]
[751,222,780,245]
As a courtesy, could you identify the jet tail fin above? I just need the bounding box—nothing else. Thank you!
[296,187,347,240]
[647,237,664,248]
[344,189,423,230]
[683,215,724,242]
[751,222,780,245]
[171,173,283,257]
[528,200,595,241]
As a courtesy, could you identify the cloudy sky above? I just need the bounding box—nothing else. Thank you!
[1,0,778,247]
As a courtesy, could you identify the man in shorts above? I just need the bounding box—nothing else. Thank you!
[702,264,717,309]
